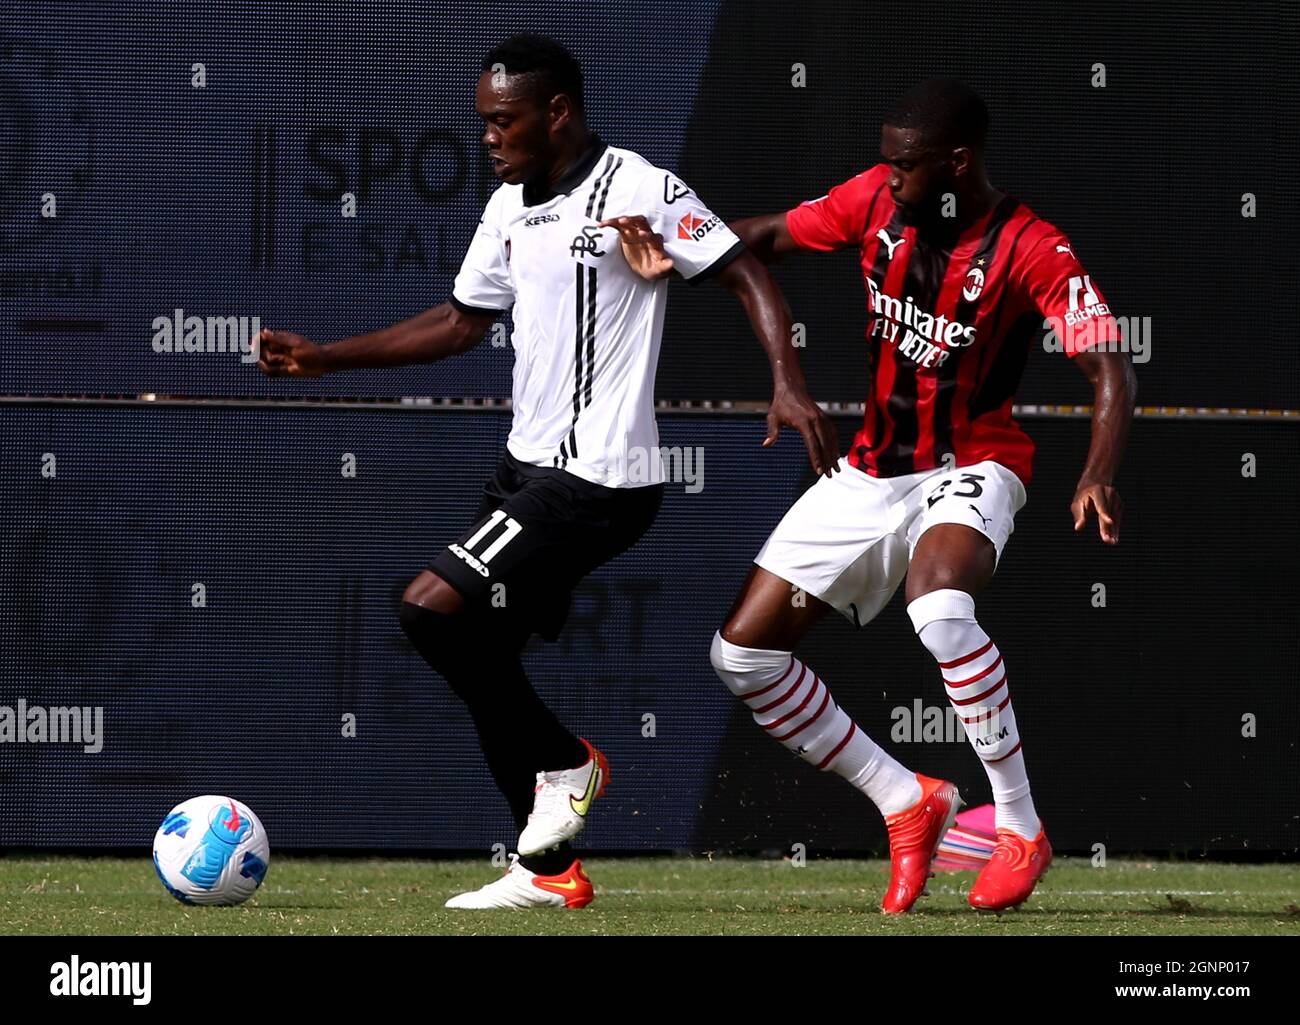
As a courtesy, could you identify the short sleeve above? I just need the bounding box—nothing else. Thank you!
[785,167,883,252]
[451,192,514,313]
[635,170,745,283]
[1019,232,1122,358]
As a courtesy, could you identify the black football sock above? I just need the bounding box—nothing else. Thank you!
[519,843,577,876]
[399,601,587,832]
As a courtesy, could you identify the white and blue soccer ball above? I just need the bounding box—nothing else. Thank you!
[152,795,270,906]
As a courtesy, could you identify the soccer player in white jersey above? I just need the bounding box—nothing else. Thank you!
[258,34,837,909]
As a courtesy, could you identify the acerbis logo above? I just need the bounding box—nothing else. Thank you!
[448,543,490,578]
[962,266,985,302]
[676,211,720,241]
[524,213,560,227]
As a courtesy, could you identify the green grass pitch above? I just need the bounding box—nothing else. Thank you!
[3,855,1298,936]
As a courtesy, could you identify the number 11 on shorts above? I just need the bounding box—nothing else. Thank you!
[463,509,524,564]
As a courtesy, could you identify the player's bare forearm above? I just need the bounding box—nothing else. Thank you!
[1075,349,1137,485]
[714,251,839,475]
[320,303,495,371]
[729,213,800,265]
[1070,348,1137,542]
[258,302,496,378]
[715,252,806,390]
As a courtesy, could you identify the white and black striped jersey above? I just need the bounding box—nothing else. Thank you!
[450,135,744,488]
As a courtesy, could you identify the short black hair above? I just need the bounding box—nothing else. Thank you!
[482,34,584,115]
[883,79,989,150]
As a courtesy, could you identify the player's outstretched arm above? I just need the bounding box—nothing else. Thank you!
[1070,349,1137,544]
[713,250,839,478]
[256,303,497,378]
[728,213,802,265]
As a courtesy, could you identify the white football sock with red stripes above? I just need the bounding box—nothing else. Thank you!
[710,631,922,815]
[907,589,1041,839]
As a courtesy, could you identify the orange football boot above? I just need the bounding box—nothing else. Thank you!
[530,859,596,909]
[881,774,964,914]
[968,824,1052,911]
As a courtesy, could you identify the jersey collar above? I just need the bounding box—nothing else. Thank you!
[521,133,609,207]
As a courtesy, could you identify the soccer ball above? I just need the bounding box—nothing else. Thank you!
[152,795,270,906]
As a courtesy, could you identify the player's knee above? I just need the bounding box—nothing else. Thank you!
[399,600,470,673]
[717,619,752,650]
[402,570,464,614]
[710,630,791,698]
[906,587,978,653]
[398,599,443,643]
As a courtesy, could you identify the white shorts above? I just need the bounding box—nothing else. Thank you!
[754,458,1027,627]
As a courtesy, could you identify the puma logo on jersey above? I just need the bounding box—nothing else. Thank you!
[876,228,904,260]
[1055,244,1073,255]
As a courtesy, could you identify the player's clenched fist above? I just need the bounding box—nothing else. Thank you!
[598,214,675,281]
[257,328,328,378]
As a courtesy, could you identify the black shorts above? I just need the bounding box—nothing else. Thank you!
[429,451,664,641]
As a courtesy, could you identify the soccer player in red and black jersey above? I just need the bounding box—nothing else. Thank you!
[707,79,1138,912]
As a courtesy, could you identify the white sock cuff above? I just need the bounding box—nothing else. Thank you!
[906,588,976,633]
[709,631,791,674]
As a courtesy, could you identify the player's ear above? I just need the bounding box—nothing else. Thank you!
[548,93,575,133]
[949,146,973,178]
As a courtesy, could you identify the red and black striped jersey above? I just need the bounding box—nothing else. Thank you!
[786,163,1120,486]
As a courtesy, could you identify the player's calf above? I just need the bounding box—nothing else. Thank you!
[907,587,1041,841]
[709,631,922,815]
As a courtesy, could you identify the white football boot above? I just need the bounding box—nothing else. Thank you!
[443,854,594,909]
[516,738,610,857]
